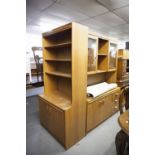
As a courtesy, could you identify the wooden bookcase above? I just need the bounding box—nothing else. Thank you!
[39,22,88,148]
[39,22,120,149]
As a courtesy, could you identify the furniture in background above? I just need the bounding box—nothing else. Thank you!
[32,47,43,83]
[39,22,120,149]
[26,51,32,84]
[117,49,129,88]
[115,86,129,155]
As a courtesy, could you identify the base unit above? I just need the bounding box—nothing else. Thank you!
[39,94,86,149]
[39,96,66,145]
[86,87,120,132]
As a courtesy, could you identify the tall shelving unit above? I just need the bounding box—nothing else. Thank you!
[39,22,88,148]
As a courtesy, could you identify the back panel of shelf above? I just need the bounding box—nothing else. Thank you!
[44,47,71,61]
[87,73,106,86]
[97,38,109,71]
[98,38,109,54]
[105,71,117,83]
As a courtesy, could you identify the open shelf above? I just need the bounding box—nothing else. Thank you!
[44,42,71,49]
[45,58,71,62]
[98,38,109,55]
[98,56,108,71]
[46,71,71,78]
[39,90,71,110]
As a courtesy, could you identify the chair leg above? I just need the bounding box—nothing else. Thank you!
[115,130,129,155]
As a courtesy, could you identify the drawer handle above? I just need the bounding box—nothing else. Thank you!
[115,93,119,96]
[114,106,118,109]
[115,99,118,102]
[99,100,105,104]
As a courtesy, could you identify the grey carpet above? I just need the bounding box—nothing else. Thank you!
[26,96,121,155]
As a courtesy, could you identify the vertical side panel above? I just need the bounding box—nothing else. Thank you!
[65,23,88,148]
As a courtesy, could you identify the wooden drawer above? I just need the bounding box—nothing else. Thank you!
[86,89,120,132]
[39,97,65,144]
[111,91,119,112]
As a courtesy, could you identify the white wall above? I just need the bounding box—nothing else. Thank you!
[26,32,42,57]
[117,41,126,49]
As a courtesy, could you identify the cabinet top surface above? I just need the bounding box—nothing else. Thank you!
[39,91,71,111]
[87,87,120,103]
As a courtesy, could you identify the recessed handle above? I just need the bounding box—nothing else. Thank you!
[115,93,119,96]
[114,105,118,109]
[114,99,118,103]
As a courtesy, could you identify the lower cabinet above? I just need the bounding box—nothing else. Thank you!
[39,97,66,145]
[86,88,120,132]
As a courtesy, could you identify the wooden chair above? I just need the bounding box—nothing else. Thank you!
[119,86,129,114]
[32,47,43,82]
[115,86,129,155]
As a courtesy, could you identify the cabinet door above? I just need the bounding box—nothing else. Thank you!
[86,96,110,132]
[39,98,65,144]
[88,36,98,72]
[109,43,117,69]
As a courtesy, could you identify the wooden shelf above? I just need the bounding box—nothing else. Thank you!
[46,71,71,78]
[87,71,96,75]
[97,70,107,73]
[98,53,108,56]
[39,90,71,110]
[87,70,106,75]
[44,42,71,49]
[108,69,116,72]
[45,58,71,62]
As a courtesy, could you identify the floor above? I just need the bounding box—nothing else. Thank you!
[26,86,44,97]
[26,95,121,155]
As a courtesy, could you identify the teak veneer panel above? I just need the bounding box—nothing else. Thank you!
[39,97,66,145]
[65,23,88,148]
[39,91,71,111]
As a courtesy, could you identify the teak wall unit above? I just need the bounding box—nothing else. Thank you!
[117,49,129,88]
[39,22,120,149]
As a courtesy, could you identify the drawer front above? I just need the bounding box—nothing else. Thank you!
[39,98,65,144]
[111,92,119,112]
